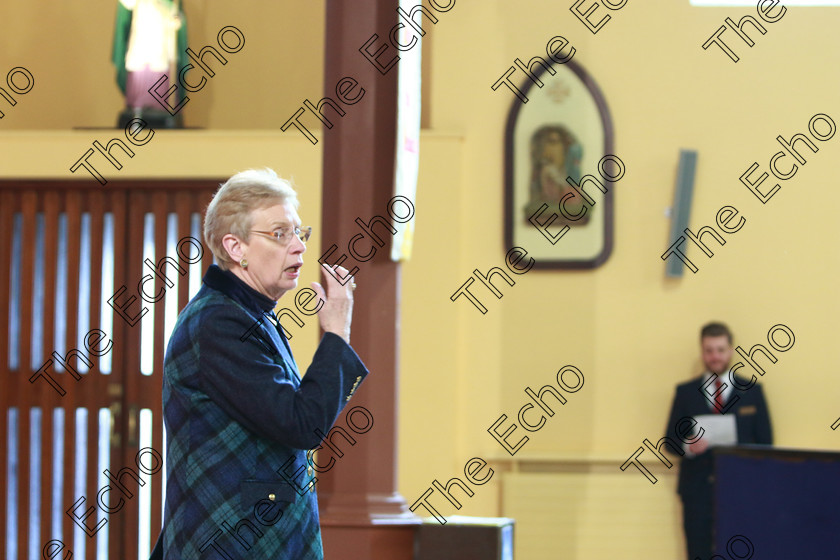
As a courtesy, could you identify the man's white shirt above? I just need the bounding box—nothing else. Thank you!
[682,371,736,458]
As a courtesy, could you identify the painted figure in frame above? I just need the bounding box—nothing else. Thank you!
[524,124,589,226]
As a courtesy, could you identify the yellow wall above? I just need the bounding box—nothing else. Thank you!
[417,0,840,462]
[401,1,840,557]
[2,1,840,559]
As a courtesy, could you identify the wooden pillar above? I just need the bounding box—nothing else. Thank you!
[317,1,419,559]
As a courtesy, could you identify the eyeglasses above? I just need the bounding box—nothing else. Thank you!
[250,226,312,245]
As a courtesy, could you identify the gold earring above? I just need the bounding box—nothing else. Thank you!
[240,258,248,268]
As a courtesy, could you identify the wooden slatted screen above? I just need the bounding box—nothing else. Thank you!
[0,180,218,560]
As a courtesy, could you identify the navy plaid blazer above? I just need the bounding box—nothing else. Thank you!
[158,265,369,559]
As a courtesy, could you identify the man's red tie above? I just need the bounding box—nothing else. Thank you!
[714,377,725,413]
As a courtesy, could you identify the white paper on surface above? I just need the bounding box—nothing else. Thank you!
[692,414,737,448]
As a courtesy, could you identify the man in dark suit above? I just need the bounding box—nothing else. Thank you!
[664,322,772,560]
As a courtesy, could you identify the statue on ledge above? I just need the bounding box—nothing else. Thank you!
[112,0,188,128]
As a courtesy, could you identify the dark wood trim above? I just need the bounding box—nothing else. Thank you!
[716,445,840,462]
[0,179,223,192]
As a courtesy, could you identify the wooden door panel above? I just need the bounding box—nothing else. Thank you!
[0,181,217,560]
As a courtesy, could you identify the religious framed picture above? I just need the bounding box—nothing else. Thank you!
[503,57,616,269]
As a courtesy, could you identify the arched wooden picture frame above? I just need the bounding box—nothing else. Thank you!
[503,57,615,269]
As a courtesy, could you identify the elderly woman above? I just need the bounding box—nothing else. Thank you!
[155,169,369,559]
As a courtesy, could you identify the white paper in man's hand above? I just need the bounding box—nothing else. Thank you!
[683,414,737,457]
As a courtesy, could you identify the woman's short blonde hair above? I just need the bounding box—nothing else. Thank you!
[204,169,299,270]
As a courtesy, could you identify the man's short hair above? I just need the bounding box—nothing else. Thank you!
[700,322,733,344]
